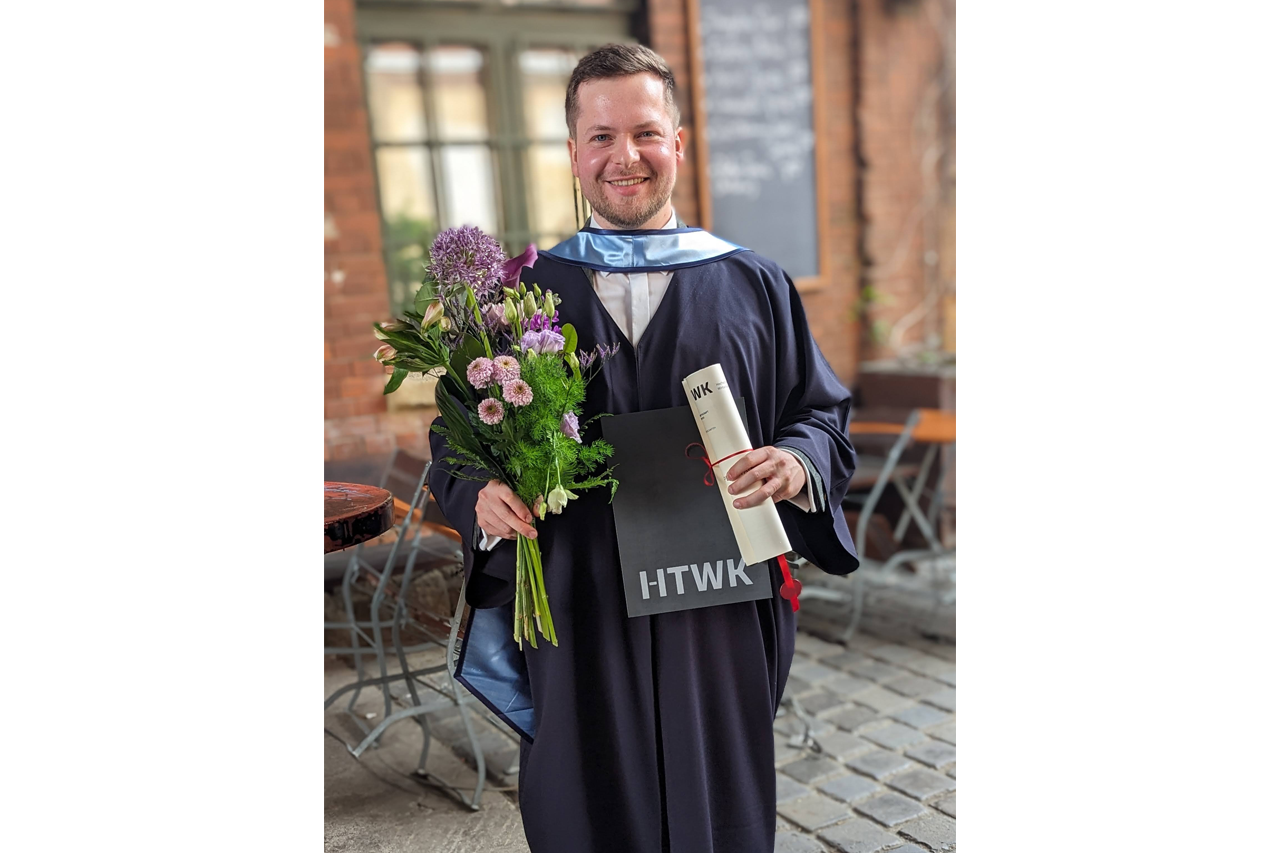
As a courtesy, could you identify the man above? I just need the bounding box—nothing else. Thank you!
[429,44,858,853]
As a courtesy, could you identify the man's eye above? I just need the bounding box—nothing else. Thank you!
[593,135,609,142]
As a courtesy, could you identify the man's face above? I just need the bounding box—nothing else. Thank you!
[568,73,685,230]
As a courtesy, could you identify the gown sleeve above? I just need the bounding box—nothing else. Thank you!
[427,416,518,608]
[764,268,861,576]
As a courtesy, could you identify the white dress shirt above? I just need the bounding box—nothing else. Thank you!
[478,211,818,547]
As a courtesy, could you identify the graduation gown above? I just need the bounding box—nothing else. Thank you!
[428,227,859,853]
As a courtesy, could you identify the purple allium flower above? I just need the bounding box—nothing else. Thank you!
[502,379,533,407]
[466,357,494,389]
[501,243,538,286]
[492,355,520,383]
[526,310,560,333]
[560,412,582,444]
[428,226,507,302]
[478,397,505,426]
[520,328,566,355]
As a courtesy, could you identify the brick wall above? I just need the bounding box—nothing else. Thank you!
[324,0,434,462]
[856,0,956,361]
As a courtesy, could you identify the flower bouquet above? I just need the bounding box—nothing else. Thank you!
[373,226,619,648]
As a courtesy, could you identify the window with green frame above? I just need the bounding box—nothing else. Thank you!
[358,3,635,312]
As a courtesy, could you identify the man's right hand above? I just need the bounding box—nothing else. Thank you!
[476,480,537,540]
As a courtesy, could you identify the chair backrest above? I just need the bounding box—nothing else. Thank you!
[381,449,431,507]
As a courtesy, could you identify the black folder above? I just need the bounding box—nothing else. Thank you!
[601,403,773,617]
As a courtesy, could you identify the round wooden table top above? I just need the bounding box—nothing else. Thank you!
[325,482,394,553]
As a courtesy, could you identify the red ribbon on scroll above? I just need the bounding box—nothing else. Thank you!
[684,443,802,612]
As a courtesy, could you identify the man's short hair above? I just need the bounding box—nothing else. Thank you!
[565,43,680,137]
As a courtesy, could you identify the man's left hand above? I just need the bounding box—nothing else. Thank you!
[725,447,806,509]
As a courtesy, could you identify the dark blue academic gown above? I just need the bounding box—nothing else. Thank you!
[428,230,859,853]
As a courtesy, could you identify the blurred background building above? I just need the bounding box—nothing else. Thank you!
[325,0,955,469]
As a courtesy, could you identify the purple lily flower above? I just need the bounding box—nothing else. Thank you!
[560,412,582,444]
[501,243,539,286]
[521,328,566,355]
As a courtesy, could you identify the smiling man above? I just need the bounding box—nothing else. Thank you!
[429,44,860,853]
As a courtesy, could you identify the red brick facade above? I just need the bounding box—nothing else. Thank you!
[324,0,953,462]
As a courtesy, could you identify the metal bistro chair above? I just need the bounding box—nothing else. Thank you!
[323,450,494,809]
[799,408,956,642]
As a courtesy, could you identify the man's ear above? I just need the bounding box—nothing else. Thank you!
[674,127,686,165]
[567,136,579,178]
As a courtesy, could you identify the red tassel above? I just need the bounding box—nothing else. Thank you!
[778,554,802,612]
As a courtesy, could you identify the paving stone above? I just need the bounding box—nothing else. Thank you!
[890,845,931,853]
[924,720,956,745]
[897,810,957,851]
[775,772,810,804]
[795,633,846,660]
[906,640,954,662]
[797,690,846,715]
[817,817,902,853]
[921,687,956,712]
[812,731,875,760]
[865,643,933,667]
[846,659,912,683]
[883,674,948,699]
[932,793,956,817]
[774,830,826,853]
[898,655,956,681]
[854,792,929,827]
[818,649,867,670]
[781,755,845,784]
[826,705,880,732]
[775,793,853,832]
[933,669,956,687]
[886,767,956,800]
[791,661,842,684]
[824,674,876,698]
[890,704,953,730]
[849,686,914,714]
[946,766,956,780]
[863,722,928,750]
[843,634,889,653]
[782,677,812,701]
[819,773,881,803]
[846,749,913,780]
[774,730,790,751]
[775,714,834,739]
[905,739,957,769]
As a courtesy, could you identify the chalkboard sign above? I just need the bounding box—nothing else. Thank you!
[692,0,824,283]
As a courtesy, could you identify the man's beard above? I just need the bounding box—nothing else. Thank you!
[583,172,675,229]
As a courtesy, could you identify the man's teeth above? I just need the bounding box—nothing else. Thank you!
[610,177,646,186]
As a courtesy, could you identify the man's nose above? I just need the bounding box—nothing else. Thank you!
[612,136,640,167]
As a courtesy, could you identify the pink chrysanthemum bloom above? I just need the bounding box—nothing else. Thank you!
[502,379,533,407]
[478,397,504,426]
[466,357,494,389]
[492,355,520,383]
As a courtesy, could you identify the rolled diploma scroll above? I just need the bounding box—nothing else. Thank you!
[681,363,792,566]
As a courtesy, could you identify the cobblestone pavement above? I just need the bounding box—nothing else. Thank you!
[775,561,956,852]
[327,563,955,852]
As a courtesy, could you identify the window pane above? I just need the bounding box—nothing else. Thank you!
[428,46,489,142]
[375,146,435,223]
[520,48,579,139]
[440,145,498,234]
[366,43,427,143]
[375,147,437,310]
[527,143,577,241]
